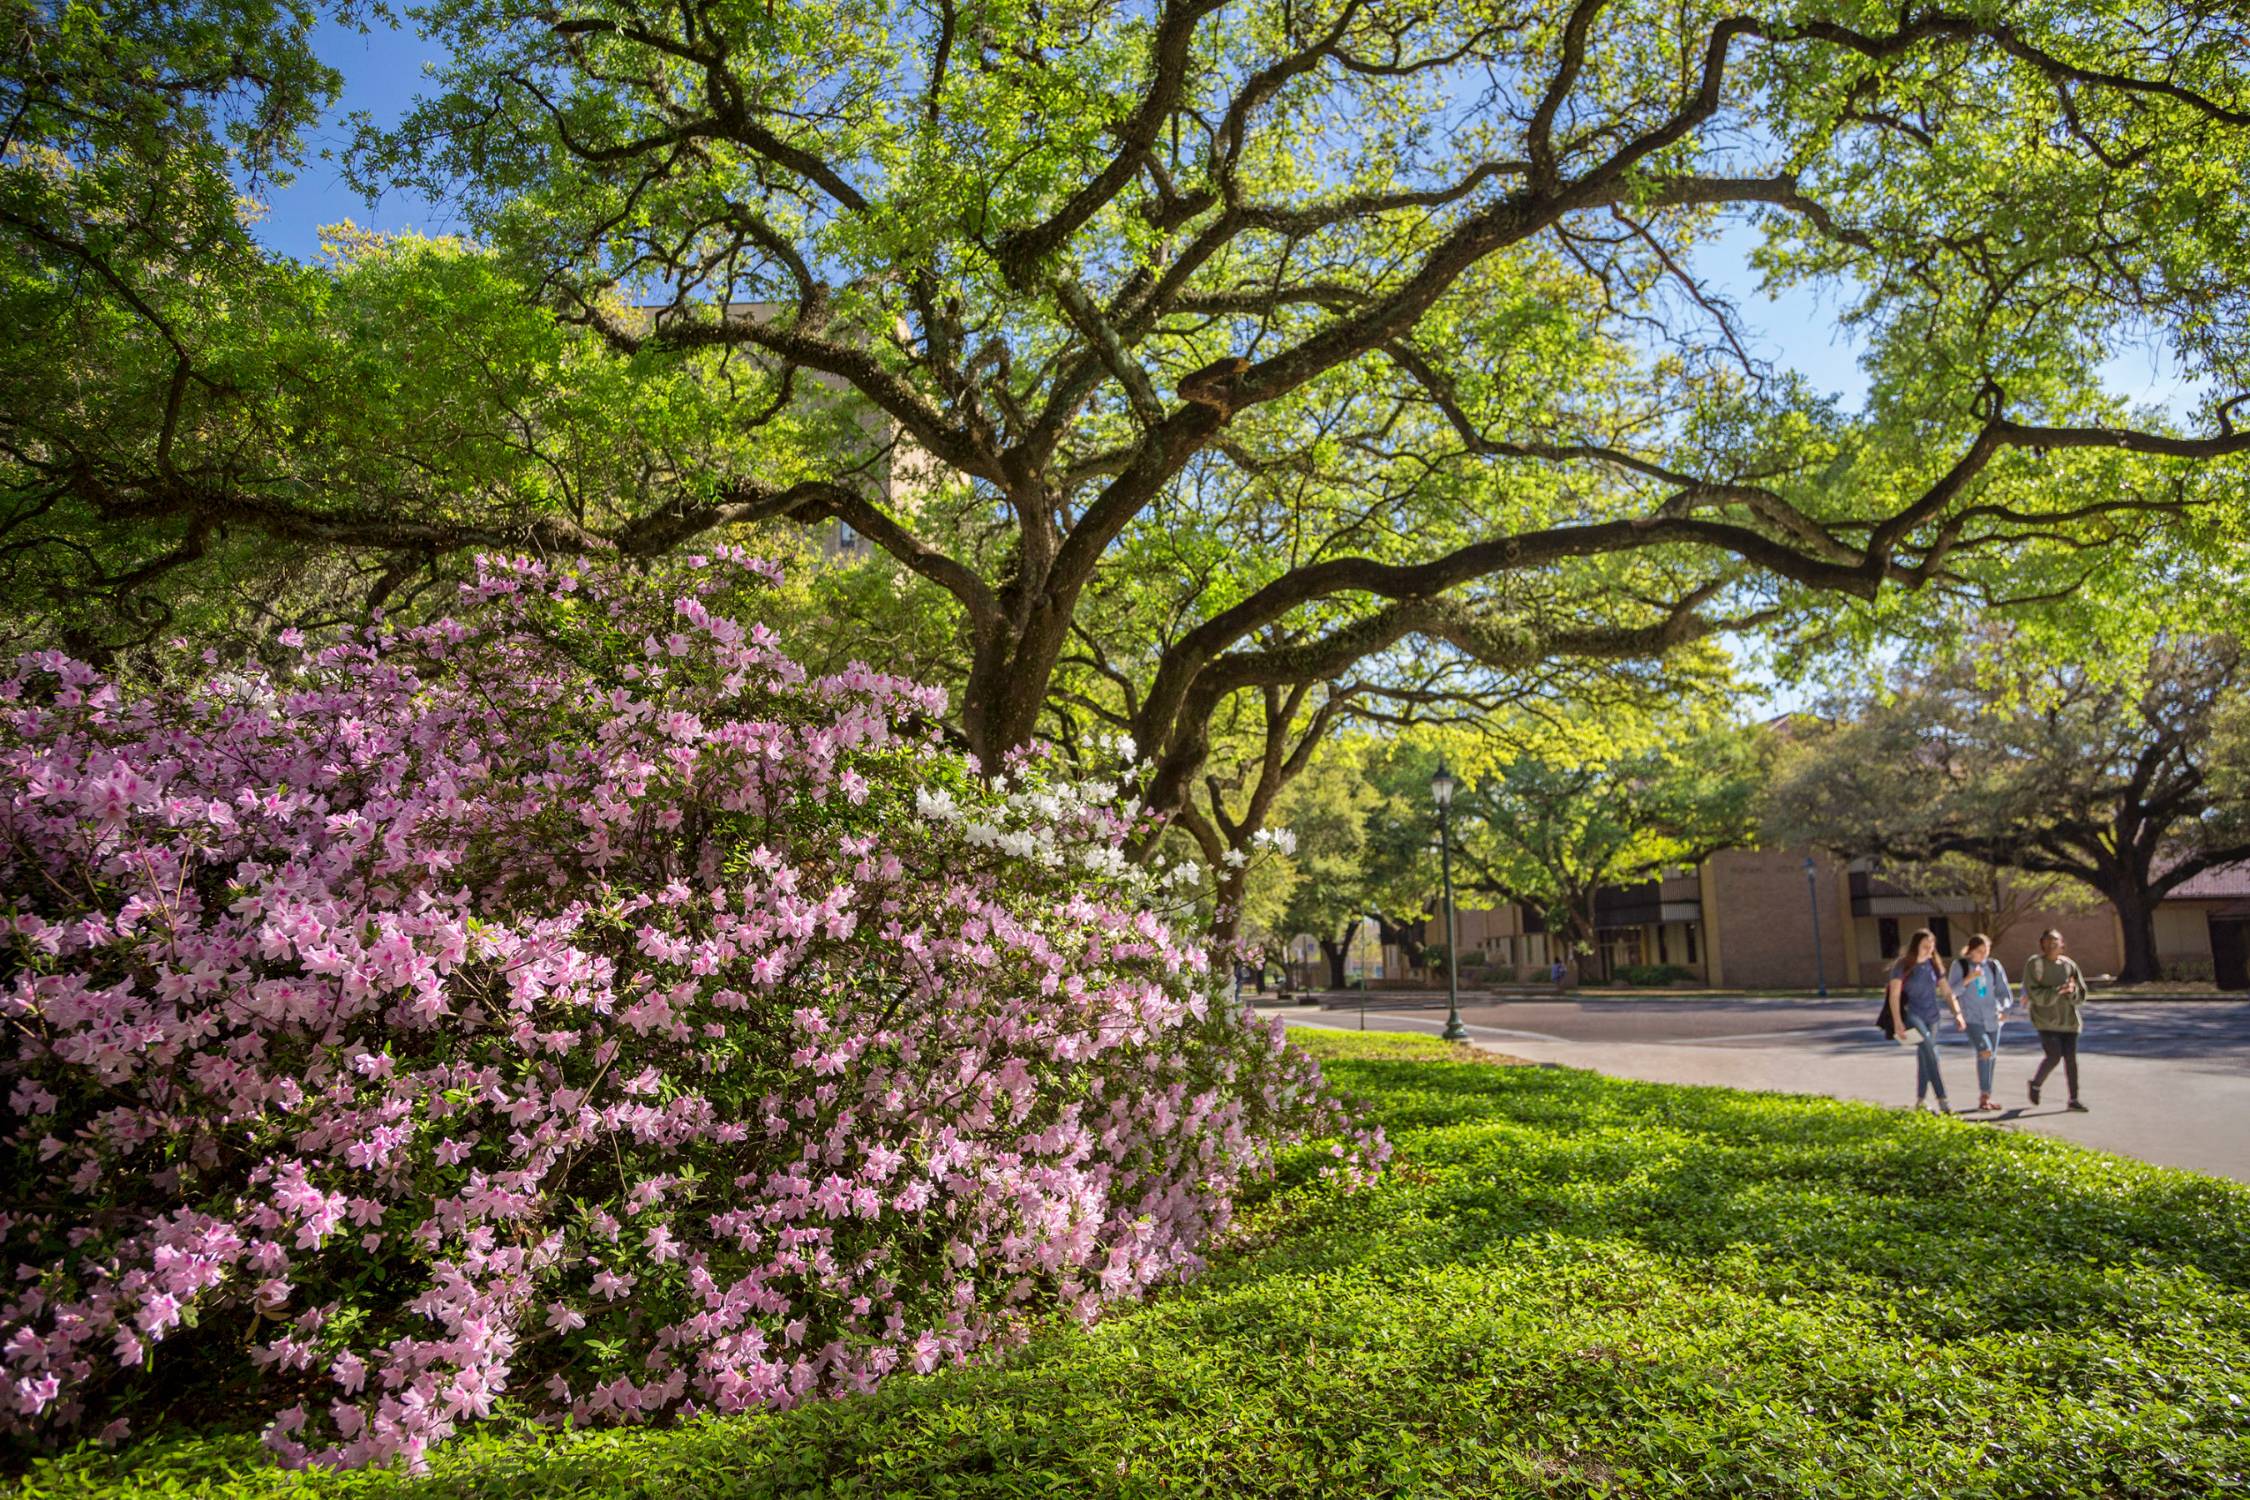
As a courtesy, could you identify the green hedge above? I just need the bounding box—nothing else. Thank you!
[1613,962,1701,987]
[17,1030,2249,1497]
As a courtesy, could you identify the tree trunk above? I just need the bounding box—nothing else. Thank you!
[958,589,1076,771]
[2111,882,2161,983]
[1378,915,1427,973]
[1319,936,1349,990]
[1574,894,1604,983]
[960,636,1042,770]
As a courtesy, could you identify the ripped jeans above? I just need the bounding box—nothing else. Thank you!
[1964,1021,2000,1097]
[1910,1019,1948,1103]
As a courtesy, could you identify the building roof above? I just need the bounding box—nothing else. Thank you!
[2165,862,2250,900]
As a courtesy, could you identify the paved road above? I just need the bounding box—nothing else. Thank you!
[1274,995,2250,1183]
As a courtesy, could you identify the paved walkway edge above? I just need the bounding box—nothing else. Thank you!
[1275,1010,2250,1185]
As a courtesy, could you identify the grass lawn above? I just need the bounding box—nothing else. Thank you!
[18,1029,2249,1498]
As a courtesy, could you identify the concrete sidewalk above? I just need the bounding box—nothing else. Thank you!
[1274,1006,2250,1183]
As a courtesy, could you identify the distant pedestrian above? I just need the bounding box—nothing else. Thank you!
[1886,927,1966,1113]
[2022,928,2090,1111]
[1947,933,2014,1112]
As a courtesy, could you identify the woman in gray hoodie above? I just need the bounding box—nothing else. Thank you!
[1947,933,2014,1112]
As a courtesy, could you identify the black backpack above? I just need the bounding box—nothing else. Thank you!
[1874,959,1935,1038]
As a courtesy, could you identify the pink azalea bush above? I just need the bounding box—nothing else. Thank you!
[0,554,1382,1468]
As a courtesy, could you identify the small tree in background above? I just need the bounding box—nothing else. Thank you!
[1763,636,2250,981]
[1258,744,1381,989]
[1450,723,1769,979]
[1846,852,2093,953]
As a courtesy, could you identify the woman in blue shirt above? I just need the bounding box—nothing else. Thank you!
[1886,927,1966,1113]
[1947,933,2014,1113]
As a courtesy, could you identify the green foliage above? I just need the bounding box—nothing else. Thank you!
[0,214,846,653]
[1763,633,2250,979]
[1452,719,1769,952]
[26,1029,2249,1497]
[14,0,2250,819]
[1257,739,1381,952]
[1613,962,1700,987]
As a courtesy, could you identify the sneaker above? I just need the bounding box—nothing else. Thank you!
[2066,1099,2089,1113]
[2028,1080,2041,1106]
[1932,1099,1952,1115]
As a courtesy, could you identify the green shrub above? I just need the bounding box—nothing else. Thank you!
[18,1030,2249,1498]
[1614,962,1700,986]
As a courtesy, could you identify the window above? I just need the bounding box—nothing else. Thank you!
[1879,917,1901,959]
[1932,916,1953,957]
[1685,924,1699,965]
[836,521,861,550]
[1656,926,1670,963]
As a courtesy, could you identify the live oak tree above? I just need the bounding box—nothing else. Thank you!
[1762,635,2250,981]
[1065,547,1745,934]
[1448,719,1768,977]
[1251,737,1382,988]
[373,0,2250,814]
[1259,733,1456,986]
[0,0,339,648]
[10,0,2250,820]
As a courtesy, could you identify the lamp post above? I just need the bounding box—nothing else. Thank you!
[1357,912,1370,1031]
[1803,854,1828,998]
[1432,762,1468,1042]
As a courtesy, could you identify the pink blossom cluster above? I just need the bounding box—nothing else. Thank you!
[0,554,1381,1469]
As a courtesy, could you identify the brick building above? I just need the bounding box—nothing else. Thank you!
[1418,850,2250,991]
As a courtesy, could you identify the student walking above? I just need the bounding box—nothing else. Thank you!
[1886,928,1966,1113]
[2023,928,2090,1111]
[1948,934,2014,1112]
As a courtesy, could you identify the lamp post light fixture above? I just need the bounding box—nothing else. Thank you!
[1431,762,1469,1042]
[1803,854,1829,998]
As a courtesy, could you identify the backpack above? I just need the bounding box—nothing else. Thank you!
[1874,959,1934,1038]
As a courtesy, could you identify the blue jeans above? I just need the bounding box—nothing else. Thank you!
[1965,1021,2000,1096]
[1911,1017,1948,1102]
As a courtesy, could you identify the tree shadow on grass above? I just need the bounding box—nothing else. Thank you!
[1239,1051,2250,1341]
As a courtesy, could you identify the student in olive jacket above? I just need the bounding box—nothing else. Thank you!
[2022,928,2090,1111]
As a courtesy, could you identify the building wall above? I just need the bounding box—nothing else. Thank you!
[1975,908,2119,981]
[1849,904,2124,984]
[1397,867,2224,991]
[1453,904,1526,950]
[2156,906,2215,966]
[1702,847,1853,990]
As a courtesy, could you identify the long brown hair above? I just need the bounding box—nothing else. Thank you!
[1891,927,1939,977]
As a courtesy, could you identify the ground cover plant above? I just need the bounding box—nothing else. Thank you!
[0,556,1374,1469]
[19,1029,2247,1497]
